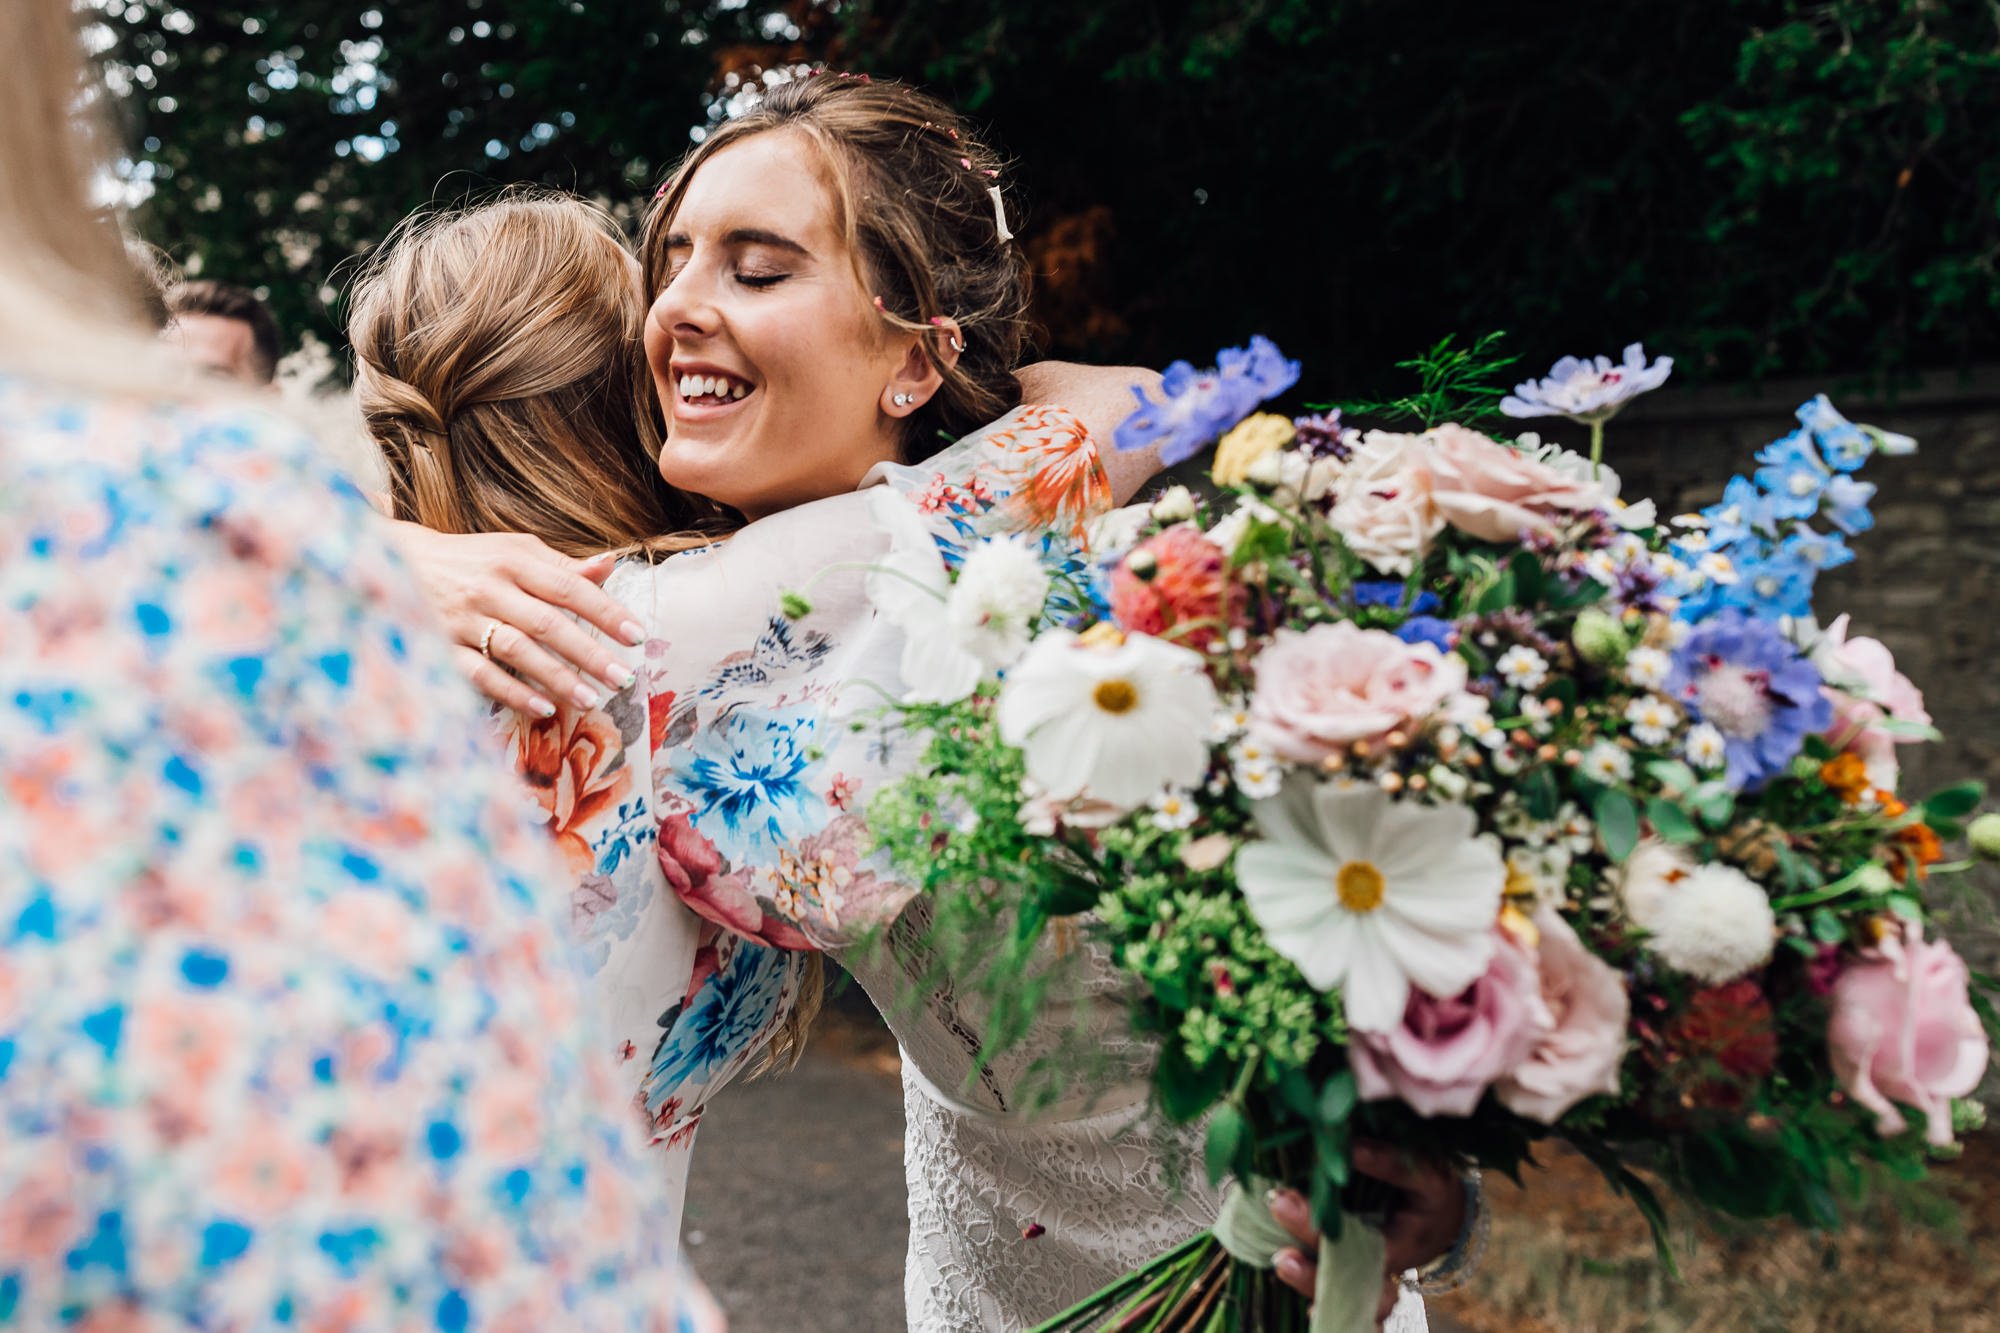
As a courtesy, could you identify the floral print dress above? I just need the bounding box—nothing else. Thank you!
[513,405,1110,1249]
[0,376,716,1330]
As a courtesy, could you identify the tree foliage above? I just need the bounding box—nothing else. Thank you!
[100,0,2000,388]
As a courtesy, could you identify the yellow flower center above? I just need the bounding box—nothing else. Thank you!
[1093,678,1139,714]
[1335,860,1386,913]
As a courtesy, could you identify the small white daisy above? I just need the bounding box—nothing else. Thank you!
[1520,695,1558,733]
[1207,700,1253,743]
[1497,645,1550,691]
[1624,646,1671,690]
[1675,528,1713,554]
[1623,695,1678,747]
[1684,722,1727,771]
[1464,713,1507,750]
[1581,550,1621,586]
[1233,759,1283,798]
[1148,788,1200,831]
[1581,741,1633,784]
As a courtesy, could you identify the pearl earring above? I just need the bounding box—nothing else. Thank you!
[892,392,915,408]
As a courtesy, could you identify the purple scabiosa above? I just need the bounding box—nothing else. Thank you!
[1752,429,1829,521]
[1666,609,1832,791]
[1113,335,1299,465]
[1500,343,1673,424]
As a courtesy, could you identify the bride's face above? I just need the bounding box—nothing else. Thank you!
[644,131,915,521]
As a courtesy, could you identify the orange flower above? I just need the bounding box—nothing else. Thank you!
[507,705,631,876]
[1109,525,1241,652]
[1818,753,1870,803]
[1895,822,1944,875]
[995,405,1111,541]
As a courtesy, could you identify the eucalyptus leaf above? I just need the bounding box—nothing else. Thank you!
[1593,787,1642,862]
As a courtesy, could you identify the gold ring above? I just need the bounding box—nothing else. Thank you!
[479,620,501,660]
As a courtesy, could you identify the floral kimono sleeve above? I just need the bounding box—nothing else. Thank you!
[631,404,1111,953]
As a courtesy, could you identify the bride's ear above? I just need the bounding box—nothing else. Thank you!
[881,318,963,419]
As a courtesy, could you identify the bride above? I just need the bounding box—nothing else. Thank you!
[378,75,1461,1329]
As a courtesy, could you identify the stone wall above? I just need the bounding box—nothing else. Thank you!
[1596,369,2000,958]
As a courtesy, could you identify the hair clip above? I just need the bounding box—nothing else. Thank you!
[988,185,1013,245]
[959,157,972,170]
[653,181,670,200]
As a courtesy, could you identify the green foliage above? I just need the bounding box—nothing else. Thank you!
[97,0,753,357]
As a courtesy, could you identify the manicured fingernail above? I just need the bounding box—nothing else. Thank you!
[531,697,556,718]
[608,662,637,689]
[572,684,600,710]
[620,620,646,646]
[1275,1252,1309,1284]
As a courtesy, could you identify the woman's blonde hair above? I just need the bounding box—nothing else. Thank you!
[350,192,727,557]
[0,0,170,385]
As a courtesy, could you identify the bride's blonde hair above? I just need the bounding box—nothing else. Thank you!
[0,0,175,387]
[350,192,728,557]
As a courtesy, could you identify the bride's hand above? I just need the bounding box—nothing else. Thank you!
[384,522,643,716]
[1267,1141,1469,1326]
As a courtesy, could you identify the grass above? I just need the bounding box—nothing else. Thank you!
[1429,1134,2000,1332]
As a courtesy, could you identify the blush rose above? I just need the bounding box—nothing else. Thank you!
[1350,931,1552,1118]
[1423,423,1604,543]
[1247,622,1468,764]
[1494,910,1629,1122]
[1827,922,1988,1146]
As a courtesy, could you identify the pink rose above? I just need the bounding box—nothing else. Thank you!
[1813,614,1930,790]
[1351,931,1552,1118]
[657,813,815,950]
[1494,910,1629,1123]
[1327,432,1444,575]
[1827,922,1987,1146]
[1247,622,1469,764]
[1423,423,1603,543]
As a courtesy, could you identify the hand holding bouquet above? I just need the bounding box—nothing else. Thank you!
[865,335,1994,1332]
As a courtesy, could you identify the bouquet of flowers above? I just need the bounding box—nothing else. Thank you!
[865,334,1998,1332]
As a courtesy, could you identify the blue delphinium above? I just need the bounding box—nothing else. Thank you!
[1780,525,1853,572]
[1698,475,1779,550]
[1113,335,1300,464]
[1821,474,1877,535]
[1394,616,1458,652]
[1798,394,1914,470]
[1722,549,1817,620]
[1753,429,1830,520]
[1666,610,1831,791]
[1351,580,1443,614]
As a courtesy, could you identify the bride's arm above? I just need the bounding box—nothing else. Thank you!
[1016,360,1167,505]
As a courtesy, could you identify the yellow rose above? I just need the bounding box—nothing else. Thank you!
[1210,413,1296,487]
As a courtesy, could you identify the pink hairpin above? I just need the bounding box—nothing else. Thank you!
[959,157,972,170]
[653,181,669,200]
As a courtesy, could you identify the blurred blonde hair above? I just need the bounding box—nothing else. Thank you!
[0,0,170,384]
[350,192,727,557]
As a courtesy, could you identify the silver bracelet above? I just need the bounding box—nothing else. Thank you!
[1405,1168,1489,1296]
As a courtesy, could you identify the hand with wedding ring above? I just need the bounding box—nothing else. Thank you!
[384,522,644,717]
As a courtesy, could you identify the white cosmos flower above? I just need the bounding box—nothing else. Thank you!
[1581,742,1633,784]
[1235,779,1506,1033]
[866,490,983,703]
[996,629,1218,808]
[946,534,1050,673]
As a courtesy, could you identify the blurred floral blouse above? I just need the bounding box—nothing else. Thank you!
[0,377,716,1330]
[511,404,1109,1237]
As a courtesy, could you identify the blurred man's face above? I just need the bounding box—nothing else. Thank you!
[172,313,269,386]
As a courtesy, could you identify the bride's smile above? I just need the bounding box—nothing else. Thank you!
[645,130,941,522]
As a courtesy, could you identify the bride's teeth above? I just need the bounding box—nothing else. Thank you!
[680,374,697,398]
[730,382,747,400]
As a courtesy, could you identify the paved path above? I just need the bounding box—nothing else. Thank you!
[686,991,1465,1332]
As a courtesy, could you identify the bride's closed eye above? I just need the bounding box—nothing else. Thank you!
[736,270,789,289]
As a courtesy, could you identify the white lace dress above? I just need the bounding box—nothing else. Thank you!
[843,915,1430,1333]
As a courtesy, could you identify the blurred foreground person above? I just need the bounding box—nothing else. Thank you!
[167,278,283,386]
[0,2,716,1328]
